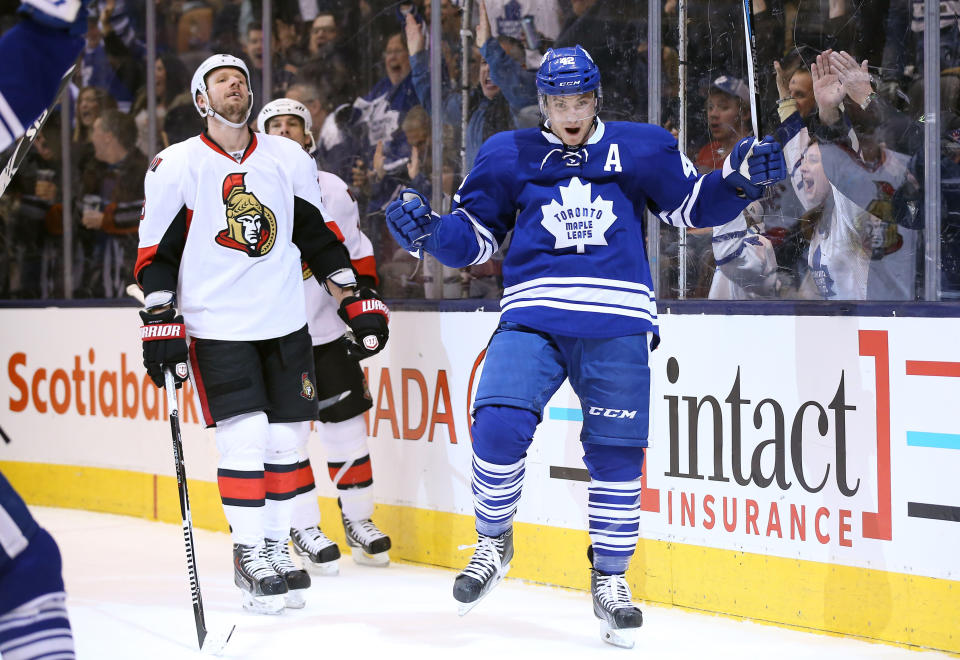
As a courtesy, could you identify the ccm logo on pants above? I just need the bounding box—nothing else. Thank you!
[588,407,637,419]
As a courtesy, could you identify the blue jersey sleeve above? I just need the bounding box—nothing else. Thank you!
[424,132,519,268]
[633,125,752,229]
[0,21,82,151]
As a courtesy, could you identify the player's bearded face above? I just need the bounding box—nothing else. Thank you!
[205,68,249,123]
[546,93,596,146]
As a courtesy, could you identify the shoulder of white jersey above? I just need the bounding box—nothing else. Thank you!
[317,170,350,195]
[256,131,308,155]
[145,137,198,176]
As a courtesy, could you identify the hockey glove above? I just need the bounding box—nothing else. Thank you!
[139,308,189,389]
[385,188,440,257]
[722,136,787,200]
[338,288,390,358]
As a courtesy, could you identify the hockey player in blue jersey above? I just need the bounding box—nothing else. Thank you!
[0,1,88,152]
[385,45,786,648]
[0,471,75,659]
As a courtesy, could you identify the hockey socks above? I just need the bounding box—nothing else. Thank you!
[587,478,642,573]
[472,455,525,536]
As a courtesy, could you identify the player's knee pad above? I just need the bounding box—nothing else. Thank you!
[471,405,537,465]
[215,411,268,468]
[318,415,368,462]
[266,420,309,463]
[582,442,645,482]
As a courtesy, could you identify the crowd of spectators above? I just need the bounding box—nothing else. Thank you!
[0,0,956,302]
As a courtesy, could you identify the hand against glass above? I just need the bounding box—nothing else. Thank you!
[829,51,872,107]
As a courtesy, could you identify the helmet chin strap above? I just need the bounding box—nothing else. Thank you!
[199,91,251,130]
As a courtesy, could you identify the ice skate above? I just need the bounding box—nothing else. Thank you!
[233,543,287,614]
[264,538,311,609]
[342,514,391,566]
[291,526,341,576]
[452,528,513,616]
[590,553,643,649]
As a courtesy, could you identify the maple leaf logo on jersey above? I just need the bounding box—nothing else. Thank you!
[539,177,617,253]
[216,173,278,257]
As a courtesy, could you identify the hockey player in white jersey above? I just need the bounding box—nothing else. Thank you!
[135,55,389,614]
[257,98,392,572]
[0,1,87,152]
[385,45,786,648]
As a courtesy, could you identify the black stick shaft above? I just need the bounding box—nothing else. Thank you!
[165,371,207,650]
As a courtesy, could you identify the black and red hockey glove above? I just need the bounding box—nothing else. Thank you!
[139,308,189,388]
[337,288,389,358]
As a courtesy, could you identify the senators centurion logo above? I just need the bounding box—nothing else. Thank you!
[216,173,277,257]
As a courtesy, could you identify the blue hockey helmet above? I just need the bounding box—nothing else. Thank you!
[535,46,602,120]
[536,46,601,95]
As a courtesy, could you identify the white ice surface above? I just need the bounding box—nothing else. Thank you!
[31,507,949,660]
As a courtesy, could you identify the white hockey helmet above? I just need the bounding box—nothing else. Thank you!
[256,98,316,153]
[191,54,254,129]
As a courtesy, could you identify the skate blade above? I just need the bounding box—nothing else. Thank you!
[601,625,635,649]
[240,592,285,615]
[284,590,307,609]
[303,559,339,576]
[456,562,511,617]
[351,547,390,567]
[200,624,236,656]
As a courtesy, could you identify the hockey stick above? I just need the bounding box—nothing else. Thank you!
[163,369,235,655]
[0,59,77,200]
[740,0,777,185]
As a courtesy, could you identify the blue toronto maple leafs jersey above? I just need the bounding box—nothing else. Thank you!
[428,120,752,338]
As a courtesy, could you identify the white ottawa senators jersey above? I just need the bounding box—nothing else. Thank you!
[137,132,343,340]
[303,171,377,345]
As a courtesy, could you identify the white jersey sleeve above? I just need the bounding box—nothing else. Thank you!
[136,142,190,296]
[304,171,378,346]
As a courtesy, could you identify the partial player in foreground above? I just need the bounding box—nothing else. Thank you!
[0,470,75,659]
[135,55,388,615]
[0,1,86,152]
[386,46,785,647]
[257,98,392,572]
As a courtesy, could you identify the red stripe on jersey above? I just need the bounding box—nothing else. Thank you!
[325,221,345,242]
[200,131,258,164]
[217,474,265,501]
[328,458,373,486]
[295,462,316,491]
[189,339,214,427]
[185,207,194,234]
[265,465,299,498]
[351,255,378,284]
[134,245,158,285]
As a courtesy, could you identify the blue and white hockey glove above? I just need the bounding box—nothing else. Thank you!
[722,136,787,200]
[385,188,440,258]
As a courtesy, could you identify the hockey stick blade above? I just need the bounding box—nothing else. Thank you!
[201,623,236,656]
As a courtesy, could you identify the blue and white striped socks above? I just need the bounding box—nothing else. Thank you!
[588,478,642,574]
[472,455,525,537]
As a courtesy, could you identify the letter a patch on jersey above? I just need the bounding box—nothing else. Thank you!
[215,172,278,257]
[539,177,617,253]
